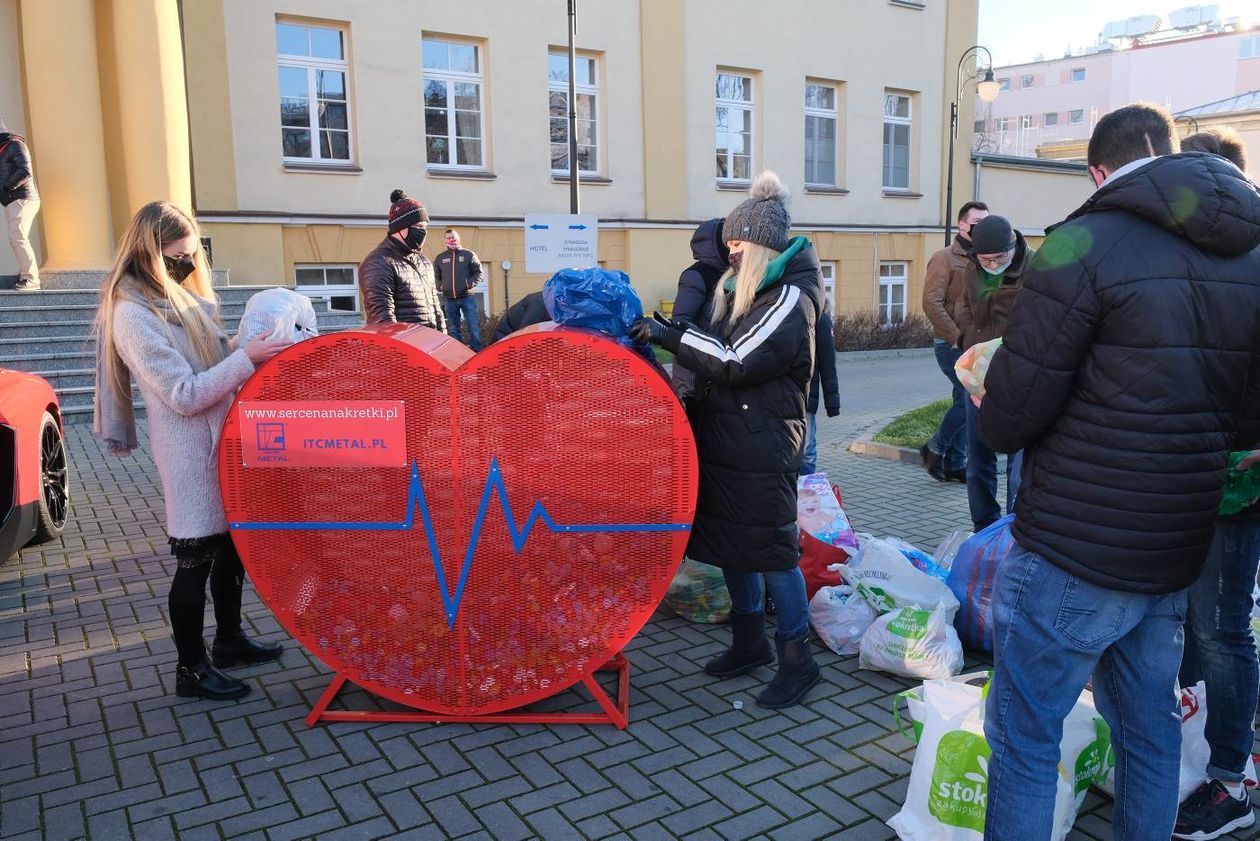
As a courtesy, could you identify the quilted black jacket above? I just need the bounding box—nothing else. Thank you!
[0,133,36,206]
[671,236,823,573]
[358,237,447,329]
[981,153,1260,593]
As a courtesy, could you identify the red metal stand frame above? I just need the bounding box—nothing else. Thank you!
[304,654,632,729]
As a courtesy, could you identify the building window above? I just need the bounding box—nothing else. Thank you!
[882,92,912,190]
[1020,114,1034,129]
[973,118,986,133]
[995,116,1010,133]
[295,264,359,313]
[716,72,754,182]
[1044,111,1059,127]
[1069,109,1084,124]
[804,83,838,186]
[879,262,907,324]
[820,262,837,311]
[276,21,351,162]
[1071,68,1086,83]
[423,38,485,169]
[548,52,599,175]
[998,78,1011,92]
[1021,74,1035,88]
[1241,36,1260,59]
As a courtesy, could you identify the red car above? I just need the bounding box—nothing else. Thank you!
[0,370,70,559]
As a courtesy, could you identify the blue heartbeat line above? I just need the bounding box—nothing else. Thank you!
[231,459,690,628]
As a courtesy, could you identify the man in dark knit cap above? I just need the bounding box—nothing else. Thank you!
[961,214,1034,532]
[358,189,447,328]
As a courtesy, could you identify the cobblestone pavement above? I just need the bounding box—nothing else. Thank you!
[2,349,1255,840]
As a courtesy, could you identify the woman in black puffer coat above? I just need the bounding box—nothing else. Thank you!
[633,171,823,710]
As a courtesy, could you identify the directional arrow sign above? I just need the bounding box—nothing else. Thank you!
[525,213,598,274]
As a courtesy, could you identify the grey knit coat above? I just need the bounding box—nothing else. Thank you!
[111,296,255,539]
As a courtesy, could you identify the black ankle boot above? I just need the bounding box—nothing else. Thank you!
[705,612,774,678]
[175,656,250,700]
[211,634,284,667]
[756,634,821,709]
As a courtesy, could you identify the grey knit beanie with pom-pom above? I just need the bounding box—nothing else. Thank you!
[722,171,791,252]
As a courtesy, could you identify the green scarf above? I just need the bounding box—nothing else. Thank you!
[723,236,810,294]
[978,269,1004,299]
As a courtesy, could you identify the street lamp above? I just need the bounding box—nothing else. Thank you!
[945,45,1000,246]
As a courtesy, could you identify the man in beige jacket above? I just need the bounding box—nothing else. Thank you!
[919,200,988,481]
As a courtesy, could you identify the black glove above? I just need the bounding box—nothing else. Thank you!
[629,311,683,351]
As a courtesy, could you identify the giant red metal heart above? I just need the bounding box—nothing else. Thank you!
[219,324,697,716]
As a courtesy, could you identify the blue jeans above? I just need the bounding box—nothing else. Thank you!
[800,412,818,475]
[723,568,809,640]
[985,544,1187,841]
[928,340,968,472]
[966,398,1022,532]
[1180,520,1260,783]
[443,297,482,351]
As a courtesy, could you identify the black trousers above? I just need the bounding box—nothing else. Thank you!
[168,533,244,667]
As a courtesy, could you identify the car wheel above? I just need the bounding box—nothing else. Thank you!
[31,411,70,545]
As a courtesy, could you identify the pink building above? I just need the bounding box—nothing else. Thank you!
[977,27,1260,156]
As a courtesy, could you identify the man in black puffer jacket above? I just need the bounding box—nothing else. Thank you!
[977,104,1260,841]
[358,190,446,329]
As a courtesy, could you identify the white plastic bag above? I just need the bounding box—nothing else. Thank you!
[1092,681,1257,801]
[889,678,1103,841]
[843,535,960,621]
[809,583,877,655]
[859,604,964,680]
[238,288,319,345]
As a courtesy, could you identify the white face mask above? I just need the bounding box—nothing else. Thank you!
[983,259,1013,276]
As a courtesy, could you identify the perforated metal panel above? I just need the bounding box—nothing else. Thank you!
[219,324,697,716]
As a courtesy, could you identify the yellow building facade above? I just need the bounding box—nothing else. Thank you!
[2,0,984,320]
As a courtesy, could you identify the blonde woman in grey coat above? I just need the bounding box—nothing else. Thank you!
[93,201,289,701]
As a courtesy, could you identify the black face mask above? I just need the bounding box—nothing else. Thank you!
[728,250,743,274]
[164,254,196,282]
[403,226,427,251]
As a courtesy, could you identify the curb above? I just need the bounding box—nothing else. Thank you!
[835,347,935,362]
[848,431,923,464]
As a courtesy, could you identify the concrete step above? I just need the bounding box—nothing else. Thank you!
[0,268,231,291]
[0,310,363,340]
[0,313,364,367]
[24,368,94,390]
[60,397,143,425]
[0,286,338,314]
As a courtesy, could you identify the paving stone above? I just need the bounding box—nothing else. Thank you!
[473,801,534,841]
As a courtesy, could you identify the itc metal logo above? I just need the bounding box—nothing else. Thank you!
[256,423,287,452]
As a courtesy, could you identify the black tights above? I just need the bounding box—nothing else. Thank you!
[168,534,245,667]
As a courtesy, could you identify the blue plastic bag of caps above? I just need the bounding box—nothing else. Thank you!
[543,267,664,373]
[543,267,644,341]
[945,514,1016,654]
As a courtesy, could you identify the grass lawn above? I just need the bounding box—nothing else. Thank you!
[873,399,952,449]
[654,347,675,365]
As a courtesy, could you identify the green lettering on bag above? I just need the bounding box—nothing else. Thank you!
[1074,718,1115,794]
[928,730,990,832]
[857,584,895,612]
[888,608,931,639]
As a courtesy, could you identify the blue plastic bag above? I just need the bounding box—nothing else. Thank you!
[543,268,643,340]
[542,267,665,375]
[945,514,1016,654]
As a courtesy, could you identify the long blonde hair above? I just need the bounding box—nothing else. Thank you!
[94,201,224,404]
[711,241,780,325]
